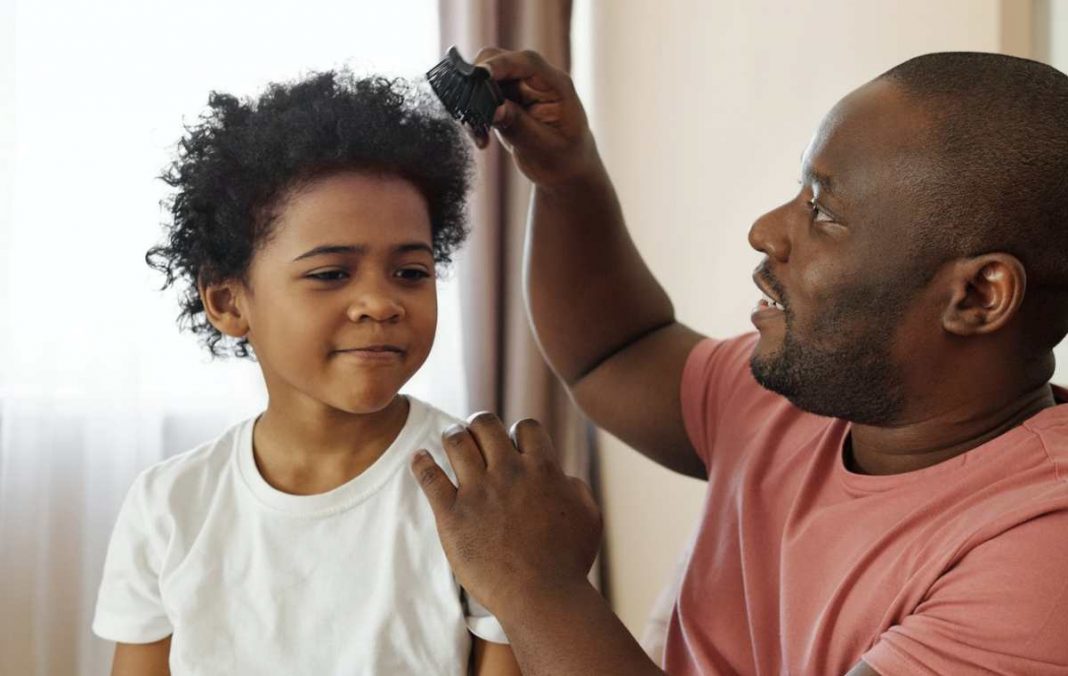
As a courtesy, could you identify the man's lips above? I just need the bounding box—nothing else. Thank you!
[752,272,786,313]
[752,271,784,306]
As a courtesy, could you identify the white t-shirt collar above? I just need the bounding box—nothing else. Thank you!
[235,396,433,516]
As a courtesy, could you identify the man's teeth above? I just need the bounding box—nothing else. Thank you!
[762,293,785,311]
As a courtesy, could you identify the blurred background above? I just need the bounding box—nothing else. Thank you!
[2,1,1066,673]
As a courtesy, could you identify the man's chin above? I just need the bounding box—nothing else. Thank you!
[749,353,790,397]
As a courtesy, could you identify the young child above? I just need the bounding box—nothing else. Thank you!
[92,71,521,675]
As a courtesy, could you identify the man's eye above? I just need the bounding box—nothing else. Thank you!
[307,270,348,281]
[807,199,835,223]
[396,268,431,282]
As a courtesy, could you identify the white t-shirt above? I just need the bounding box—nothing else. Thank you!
[92,396,506,675]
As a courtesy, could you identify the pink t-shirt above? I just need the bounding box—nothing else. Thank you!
[663,334,1068,675]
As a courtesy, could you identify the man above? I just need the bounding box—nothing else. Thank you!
[412,49,1068,675]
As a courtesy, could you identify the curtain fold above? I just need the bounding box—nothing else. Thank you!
[438,0,593,486]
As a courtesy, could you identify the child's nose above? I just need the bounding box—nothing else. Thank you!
[345,285,405,323]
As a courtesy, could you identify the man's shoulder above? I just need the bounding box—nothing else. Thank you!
[1022,387,1068,473]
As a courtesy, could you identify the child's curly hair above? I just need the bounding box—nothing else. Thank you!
[147,71,472,358]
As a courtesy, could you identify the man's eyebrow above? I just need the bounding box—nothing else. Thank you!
[801,166,835,194]
[291,242,433,262]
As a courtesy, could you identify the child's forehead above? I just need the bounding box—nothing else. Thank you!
[267,171,433,251]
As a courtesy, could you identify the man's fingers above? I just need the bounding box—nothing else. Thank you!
[480,49,570,93]
[515,80,560,105]
[441,424,486,484]
[467,411,520,470]
[473,46,506,64]
[492,99,558,150]
[411,450,457,514]
[509,418,557,461]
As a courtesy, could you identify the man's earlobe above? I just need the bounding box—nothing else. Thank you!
[200,280,250,339]
[941,255,1026,336]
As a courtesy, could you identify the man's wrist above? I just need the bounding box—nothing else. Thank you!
[493,575,599,628]
[535,159,610,203]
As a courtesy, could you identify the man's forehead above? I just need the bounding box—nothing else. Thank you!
[801,80,937,199]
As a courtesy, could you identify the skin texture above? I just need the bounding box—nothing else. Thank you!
[112,637,170,676]
[411,49,1060,675]
[112,172,521,675]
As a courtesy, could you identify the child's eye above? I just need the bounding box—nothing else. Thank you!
[395,268,431,282]
[307,269,349,282]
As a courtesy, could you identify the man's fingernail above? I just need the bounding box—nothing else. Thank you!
[443,423,466,441]
[414,449,431,461]
[493,104,507,124]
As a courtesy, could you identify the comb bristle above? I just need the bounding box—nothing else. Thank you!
[426,46,503,135]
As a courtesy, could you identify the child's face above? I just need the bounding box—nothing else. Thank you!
[239,171,438,415]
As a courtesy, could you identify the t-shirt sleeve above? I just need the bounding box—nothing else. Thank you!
[92,472,173,644]
[862,510,1068,675]
[680,334,761,470]
[462,588,509,644]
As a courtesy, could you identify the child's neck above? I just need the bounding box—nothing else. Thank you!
[252,395,410,496]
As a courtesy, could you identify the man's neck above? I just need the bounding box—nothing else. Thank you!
[847,383,1057,476]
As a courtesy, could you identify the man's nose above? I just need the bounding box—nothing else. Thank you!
[748,203,792,263]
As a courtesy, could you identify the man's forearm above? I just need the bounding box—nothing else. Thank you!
[525,163,676,384]
[496,580,666,676]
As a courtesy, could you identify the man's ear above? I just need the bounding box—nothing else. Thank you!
[200,278,251,340]
[941,253,1026,336]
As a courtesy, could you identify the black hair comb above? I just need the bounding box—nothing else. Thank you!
[426,46,504,136]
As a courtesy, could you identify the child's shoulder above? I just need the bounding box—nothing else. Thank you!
[409,396,462,432]
[132,416,254,506]
[405,397,479,482]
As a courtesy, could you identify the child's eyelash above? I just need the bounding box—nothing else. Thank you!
[305,269,432,282]
[396,269,431,280]
[307,270,348,281]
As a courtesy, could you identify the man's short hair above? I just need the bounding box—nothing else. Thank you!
[878,52,1068,348]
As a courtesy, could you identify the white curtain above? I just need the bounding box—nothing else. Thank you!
[0,2,468,674]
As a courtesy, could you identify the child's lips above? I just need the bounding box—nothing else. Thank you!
[333,345,406,361]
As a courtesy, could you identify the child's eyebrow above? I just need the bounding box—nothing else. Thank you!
[292,242,433,262]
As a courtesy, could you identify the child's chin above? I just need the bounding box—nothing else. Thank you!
[330,389,404,416]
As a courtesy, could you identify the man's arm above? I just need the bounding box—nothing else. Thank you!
[478,49,707,478]
[111,637,171,676]
[472,637,523,676]
[415,417,891,676]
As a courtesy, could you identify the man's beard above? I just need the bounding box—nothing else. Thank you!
[750,279,914,426]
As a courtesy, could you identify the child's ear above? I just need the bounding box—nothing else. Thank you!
[200,278,251,339]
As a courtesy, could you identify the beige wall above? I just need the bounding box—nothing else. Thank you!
[571,0,1062,638]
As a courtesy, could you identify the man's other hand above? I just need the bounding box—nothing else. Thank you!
[412,412,602,616]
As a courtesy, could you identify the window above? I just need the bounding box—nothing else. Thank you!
[1,3,463,673]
